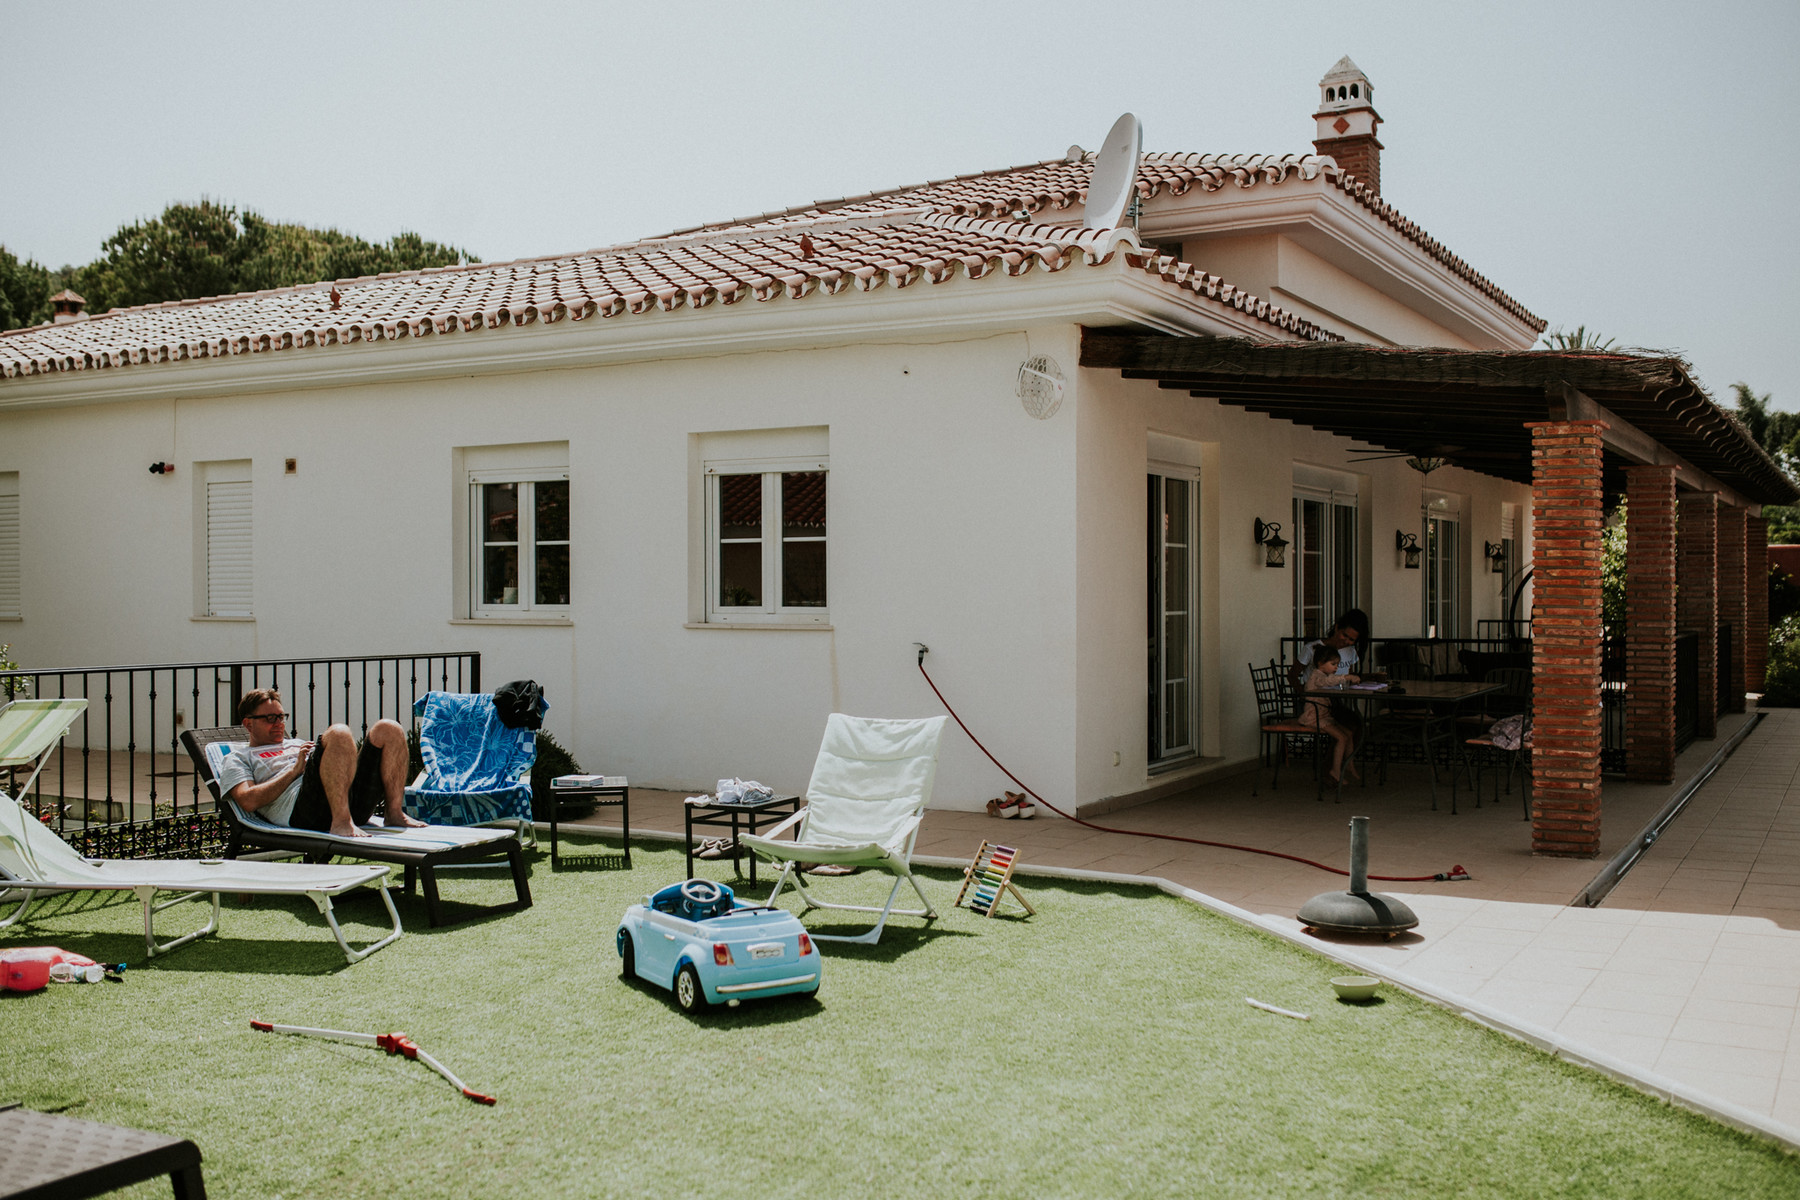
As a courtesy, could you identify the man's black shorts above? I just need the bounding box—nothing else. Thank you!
[291,735,388,832]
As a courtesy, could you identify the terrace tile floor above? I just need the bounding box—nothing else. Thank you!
[574,705,1800,1136]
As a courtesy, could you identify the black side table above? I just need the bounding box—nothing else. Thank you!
[0,1105,206,1199]
[548,783,630,868]
[684,793,801,885]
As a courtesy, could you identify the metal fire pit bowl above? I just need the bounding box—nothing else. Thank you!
[1298,816,1419,939]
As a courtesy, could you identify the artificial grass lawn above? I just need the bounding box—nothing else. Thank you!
[5,842,1797,1199]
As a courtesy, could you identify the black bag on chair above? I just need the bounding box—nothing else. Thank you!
[493,680,545,730]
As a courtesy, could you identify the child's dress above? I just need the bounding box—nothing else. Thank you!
[1297,666,1339,729]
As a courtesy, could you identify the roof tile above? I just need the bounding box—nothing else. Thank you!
[4,145,1550,382]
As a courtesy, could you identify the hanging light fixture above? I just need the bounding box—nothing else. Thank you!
[1484,541,1506,574]
[1253,518,1288,568]
[1396,530,1423,569]
[1404,455,1449,475]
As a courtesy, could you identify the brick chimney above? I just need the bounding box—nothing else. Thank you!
[49,289,87,324]
[1312,56,1382,195]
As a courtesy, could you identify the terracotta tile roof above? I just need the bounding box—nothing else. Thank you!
[680,153,1545,334]
[0,204,1338,381]
[1,145,1544,383]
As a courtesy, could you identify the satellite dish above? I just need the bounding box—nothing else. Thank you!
[1017,356,1066,420]
[1081,112,1143,230]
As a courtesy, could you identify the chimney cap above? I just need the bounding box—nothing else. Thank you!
[49,288,87,324]
[1316,56,1376,114]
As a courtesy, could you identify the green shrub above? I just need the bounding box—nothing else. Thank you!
[1761,637,1800,706]
[530,727,585,821]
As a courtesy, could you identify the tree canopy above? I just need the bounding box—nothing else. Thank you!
[0,201,476,330]
[1732,382,1800,543]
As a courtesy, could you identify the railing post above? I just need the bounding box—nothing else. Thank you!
[470,652,481,694]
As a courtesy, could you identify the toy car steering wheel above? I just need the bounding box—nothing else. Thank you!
[680,879,725,906]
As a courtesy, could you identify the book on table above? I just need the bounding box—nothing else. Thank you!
[552,774,627,788]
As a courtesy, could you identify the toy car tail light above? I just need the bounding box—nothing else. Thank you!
[713,942,733,966]
[798,933,814,957]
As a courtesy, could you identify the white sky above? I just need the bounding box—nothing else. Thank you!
[6,0,1798,412]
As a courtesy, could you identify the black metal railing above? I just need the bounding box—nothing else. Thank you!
[1,652,480,859]
[1277,631,1532,675]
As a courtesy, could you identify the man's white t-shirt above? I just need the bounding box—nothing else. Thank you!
[216,739,308,825]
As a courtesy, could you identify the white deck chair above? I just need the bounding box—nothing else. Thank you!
[740,714,946,945]
[0,699,401,964]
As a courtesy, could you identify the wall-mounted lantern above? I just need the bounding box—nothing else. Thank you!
[1484,540,1506,574]
[1396,530,1422,570]
[1253,518,1289,568]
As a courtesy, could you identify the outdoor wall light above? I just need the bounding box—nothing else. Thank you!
[1396,530,1422,569]
[1253,518,1289,568]
[1484,540,1506,574]
[148,461,174,475]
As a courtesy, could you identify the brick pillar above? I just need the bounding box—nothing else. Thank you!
[1719,506,1748,713]
[1527,420,1606,857]
[1748,514,1769,694]
[1677,492,1718,738]
[1623,466,1677,782]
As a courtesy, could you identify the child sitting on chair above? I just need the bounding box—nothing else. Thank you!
[1299,646,1361,786]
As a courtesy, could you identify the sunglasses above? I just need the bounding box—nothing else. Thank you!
[246,712,288,724]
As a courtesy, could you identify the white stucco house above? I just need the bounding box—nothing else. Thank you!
[0,60,1562,814]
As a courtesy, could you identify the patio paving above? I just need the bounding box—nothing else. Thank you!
[570,705,1800,1140]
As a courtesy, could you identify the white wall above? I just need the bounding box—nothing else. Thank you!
[0,328,1082,811]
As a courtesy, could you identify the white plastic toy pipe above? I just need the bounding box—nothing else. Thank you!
[251,1019,496,1104]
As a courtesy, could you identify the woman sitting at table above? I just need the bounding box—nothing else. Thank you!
[1299,646,1361,786]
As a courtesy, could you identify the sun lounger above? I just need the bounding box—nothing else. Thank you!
[2,698,400,963]
[181,727,531,928]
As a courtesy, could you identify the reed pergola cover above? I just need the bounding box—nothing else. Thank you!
[1079,330,1799,506]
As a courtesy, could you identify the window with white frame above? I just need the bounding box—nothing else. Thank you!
[0,472,18,619]
[705,456,828,622]
[1292,466,1359,641]
[201,461,253,618]
[470,470,570,616]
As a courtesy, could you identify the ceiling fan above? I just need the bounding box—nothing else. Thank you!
[1347,443,1464,473]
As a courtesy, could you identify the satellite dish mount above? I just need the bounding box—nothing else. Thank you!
[1081,112,1144,231]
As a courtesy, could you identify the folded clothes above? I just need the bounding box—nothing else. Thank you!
[713,777,775,806]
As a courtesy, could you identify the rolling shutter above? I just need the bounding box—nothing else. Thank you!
[0,486,18,618]
[205,480,253,617]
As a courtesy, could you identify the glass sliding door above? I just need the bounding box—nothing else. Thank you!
[1148,471,1197,765]
[1424,515,1461,638]
[1292,493,1359,640]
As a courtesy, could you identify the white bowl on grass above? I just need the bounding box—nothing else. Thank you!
[1331,975,1381,1001]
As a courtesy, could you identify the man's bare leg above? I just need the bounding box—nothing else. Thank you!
[368,719,426,827]
[315,725,371,838]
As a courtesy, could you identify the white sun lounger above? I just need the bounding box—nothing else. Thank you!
[0,699,401,964]
[740,713,946,945]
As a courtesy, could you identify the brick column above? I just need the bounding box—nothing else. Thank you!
[1623,466,1677,782]
[1719,506,1748,713]
[1527,420,1606,857]
[1748,514,1769,695]
[1677,492,1719,738]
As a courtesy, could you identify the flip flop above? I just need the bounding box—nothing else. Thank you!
[806,863,859,876]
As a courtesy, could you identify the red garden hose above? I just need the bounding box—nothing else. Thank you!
[915,646,1467,884]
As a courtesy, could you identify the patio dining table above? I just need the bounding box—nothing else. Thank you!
[1303,678,1502,812]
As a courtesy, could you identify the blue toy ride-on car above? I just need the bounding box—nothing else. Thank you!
[616,879,821,1012]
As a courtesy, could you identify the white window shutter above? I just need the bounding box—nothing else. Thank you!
[0,490,19,617]
[206,480,253,617]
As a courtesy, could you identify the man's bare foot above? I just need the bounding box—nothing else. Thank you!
[385,809,428,829]
[329,821,371,839]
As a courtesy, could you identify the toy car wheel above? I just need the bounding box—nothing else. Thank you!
[617,930,636,980]
[675,962,706,1012]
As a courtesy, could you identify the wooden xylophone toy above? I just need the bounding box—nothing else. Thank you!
[953,841,1035,919]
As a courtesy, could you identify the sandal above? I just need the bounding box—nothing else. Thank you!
[806,863,859,876]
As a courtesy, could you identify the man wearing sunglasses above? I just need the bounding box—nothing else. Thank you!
[216,688,425,838]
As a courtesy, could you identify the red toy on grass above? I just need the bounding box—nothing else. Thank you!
[250,1020,496,1105]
